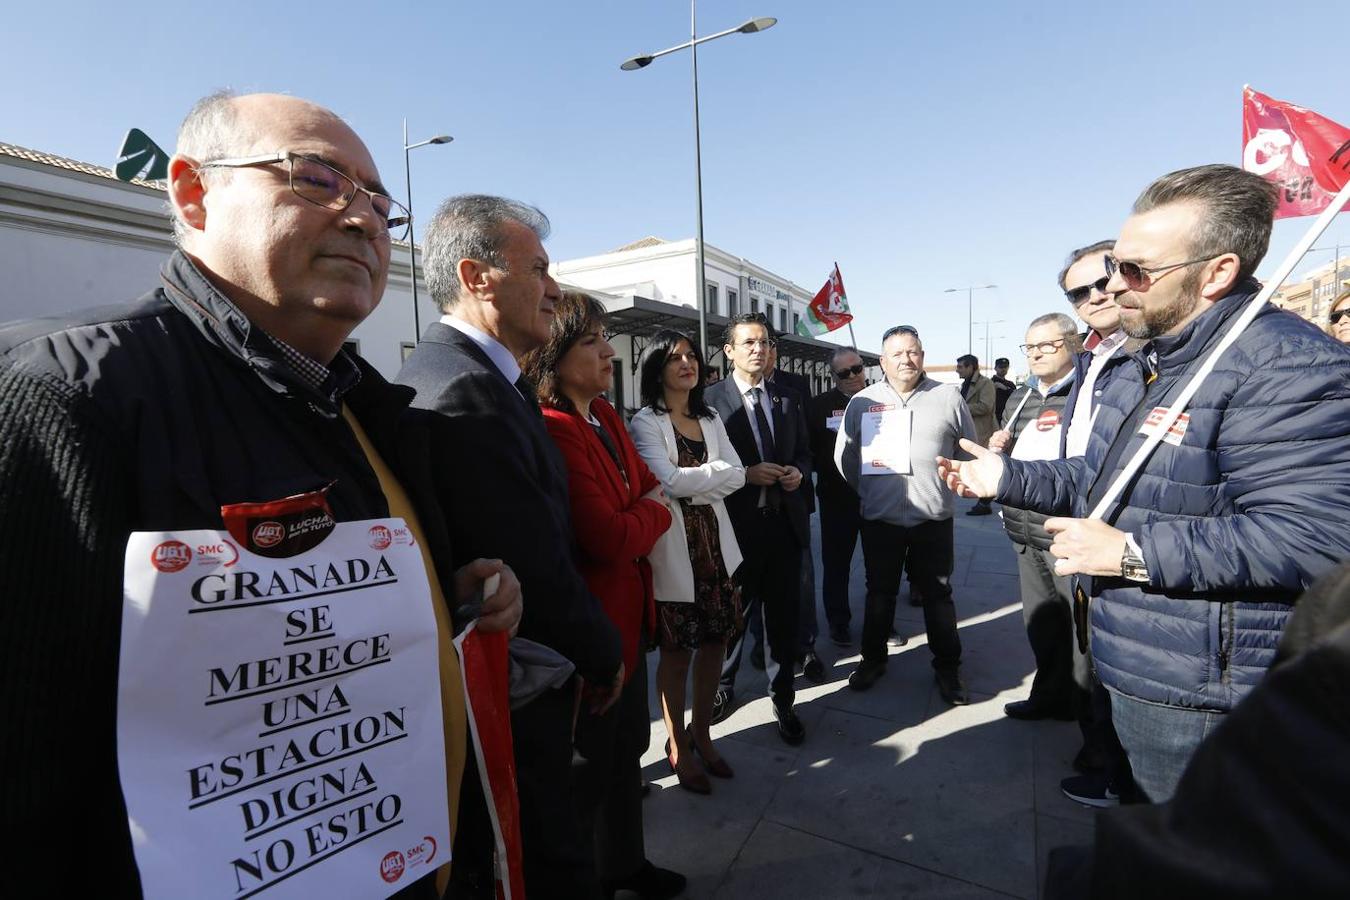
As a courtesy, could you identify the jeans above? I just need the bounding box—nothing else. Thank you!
[1108,689,1225,802]
[858,516,961,671]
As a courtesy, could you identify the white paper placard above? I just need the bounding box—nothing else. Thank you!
[118,520,449,899]
[825,412,844,432]
[860,405,913,476]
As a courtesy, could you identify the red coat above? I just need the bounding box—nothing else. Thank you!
[541,398,672,681]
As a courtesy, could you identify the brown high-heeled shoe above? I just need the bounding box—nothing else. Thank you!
[693,741,735,779]
[665,738,711,794]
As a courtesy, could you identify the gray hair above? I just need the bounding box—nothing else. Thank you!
[1132,164,1278,282]
[171,90,244,242]
[1057,239,1115,291]
[422,194,551,311]
[1026,311,1084,353]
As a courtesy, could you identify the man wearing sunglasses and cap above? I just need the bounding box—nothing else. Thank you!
[0,92,521,897]
[940,164,1350,803]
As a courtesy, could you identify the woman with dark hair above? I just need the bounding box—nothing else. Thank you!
[1329,287,1350,344]
[629,329,744,795]
[521,293,684,900]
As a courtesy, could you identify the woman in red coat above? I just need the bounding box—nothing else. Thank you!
[522,291,684,900]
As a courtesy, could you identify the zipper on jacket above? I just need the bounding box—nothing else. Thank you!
[1217,604,1232,685]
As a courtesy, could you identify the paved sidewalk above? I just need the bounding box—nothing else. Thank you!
[636,497,1095,899]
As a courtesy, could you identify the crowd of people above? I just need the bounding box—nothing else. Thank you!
[4,89,1350,899]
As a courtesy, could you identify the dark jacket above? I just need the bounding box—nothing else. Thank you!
[396,322,622,685]
[998,377,1075,551]
[807,387,858,507]
[997,281,1350,711]
[0,251,451,898]
[705,375,813,550]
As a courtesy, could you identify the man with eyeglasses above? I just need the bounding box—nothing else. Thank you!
[940,164,1350,802]
[836,326,975,705]
[808,347,869,647]
[0,92,521,896]
[705,313,812,744]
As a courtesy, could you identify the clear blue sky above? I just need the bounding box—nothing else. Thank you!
[5,0,1346,364]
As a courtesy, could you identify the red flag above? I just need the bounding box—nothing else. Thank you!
[796,263,853,336]
[1242,86,1350,219]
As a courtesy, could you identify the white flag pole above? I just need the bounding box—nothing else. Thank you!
[1087,177,1350,521]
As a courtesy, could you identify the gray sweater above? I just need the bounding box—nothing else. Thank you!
[834,377,975,527]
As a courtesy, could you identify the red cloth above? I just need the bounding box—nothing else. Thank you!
[541,398,672,681]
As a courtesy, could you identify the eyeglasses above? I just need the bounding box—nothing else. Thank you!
[1104,254,1213,292]
[833,364,865,379]
[1065,276,1110,305]
[198,152,412,241]
[735,338,777,350]
[1019,339,1067,356]
[1331,309,1350,325]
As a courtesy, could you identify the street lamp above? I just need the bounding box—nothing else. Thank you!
[943,284,998,355]
[972,319,1006,369]
[1309,242,1346,320]
[404,120,453,341]
[621,3,777,354]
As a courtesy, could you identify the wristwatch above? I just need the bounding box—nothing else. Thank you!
[1120,537,1149,582]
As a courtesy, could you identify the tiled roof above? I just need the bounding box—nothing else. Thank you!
[609,236,668,253]
[0,141,165,190]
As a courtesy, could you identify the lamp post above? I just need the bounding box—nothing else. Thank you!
[1309,242,1345,321]
[972,319,1005,369]
[403,120,453,341]
[943,284,997,355]
[621,3,777,354]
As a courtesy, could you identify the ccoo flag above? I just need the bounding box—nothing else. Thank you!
[796,263,853,337]
[1242,86,1350,219]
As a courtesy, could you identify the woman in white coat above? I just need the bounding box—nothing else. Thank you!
[630,329,745,794]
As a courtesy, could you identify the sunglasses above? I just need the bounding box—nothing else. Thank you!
[833,364,865,379]
[1331,309,1350,325]
[1104,254,1213,292]
[1065,276,1110,305]
[881,324,920,343]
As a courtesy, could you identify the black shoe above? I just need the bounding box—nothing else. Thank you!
[888,626,909,645]
[848,660,886,691]
[772,701,806,745]
[1072,747,1108,776]
[936,669,969,706]
[602,860,688,900]
[710,688,734,725]
[828,622,851,647]
[1003,699,1075,721]
[965,504,993,516]
[802,651,825,683]
[1060,774,1120,809]
[750,644,765,670]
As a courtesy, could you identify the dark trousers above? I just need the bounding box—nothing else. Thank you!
[859,517,961,670]
[573,651,650,883]
[819,493,861,629]
[512,681,599,899]
[721,511,802,705]
[1015,543,1089,712]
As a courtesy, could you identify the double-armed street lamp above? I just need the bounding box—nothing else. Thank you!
[621,2,777,354]
[404,121,453,340]
[944,284,998,355]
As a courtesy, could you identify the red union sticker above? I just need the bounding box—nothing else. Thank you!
[369,525,393,550]
[1138,407,1191,447]
[150,540,191,573]
[251,521,285,548]
[1035,409,1061,432]
[380,850,406,883]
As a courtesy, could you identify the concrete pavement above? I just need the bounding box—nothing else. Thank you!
[636,497,1095,899]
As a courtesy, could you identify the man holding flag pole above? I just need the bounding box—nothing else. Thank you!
[939,157,1350,803]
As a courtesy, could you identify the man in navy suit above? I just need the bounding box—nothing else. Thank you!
[706,313,812,744]
[396,195,623,899]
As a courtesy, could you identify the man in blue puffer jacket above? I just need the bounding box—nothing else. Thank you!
[939,164,1350,802]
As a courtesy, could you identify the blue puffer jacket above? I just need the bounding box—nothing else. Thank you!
[997,280,1350,711]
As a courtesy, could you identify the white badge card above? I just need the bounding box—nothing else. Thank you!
[860,404,913,475]
[118,520,449,899]
[825,410,845,432]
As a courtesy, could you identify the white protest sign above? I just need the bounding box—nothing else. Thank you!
[860,404,913,475]
[118,519,449,899]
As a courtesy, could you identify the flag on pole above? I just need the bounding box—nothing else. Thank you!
[1242,86,1350,219]
[796,263,853,337]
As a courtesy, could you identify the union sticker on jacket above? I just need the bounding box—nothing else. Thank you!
[1138,406,1190,446]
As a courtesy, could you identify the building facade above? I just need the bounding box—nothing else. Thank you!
[1271,252,1350,326]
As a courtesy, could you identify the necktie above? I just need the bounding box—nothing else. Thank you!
[749,387,782,511]
[515,374,541,417]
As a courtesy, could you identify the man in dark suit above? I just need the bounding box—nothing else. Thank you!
[706,313,812,745]
[808,346,868,648]
[397,194,623,899]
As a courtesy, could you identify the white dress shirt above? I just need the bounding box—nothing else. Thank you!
[441,315,525,399]
[1065,328,1129,457]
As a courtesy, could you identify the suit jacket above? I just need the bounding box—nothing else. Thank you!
[397,322,621,684]
[770,368,812,400]
[705,375,813,550]
[960,371,997,446]
[541,399,671,681]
